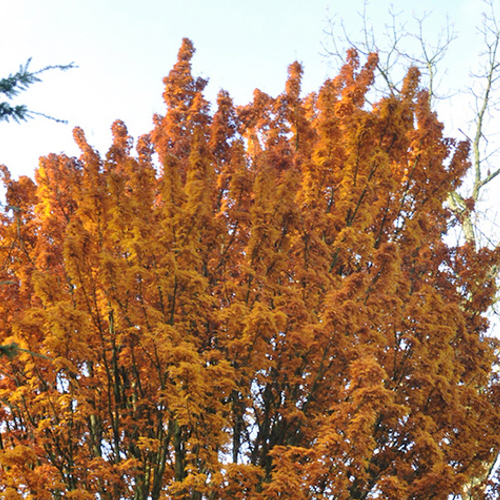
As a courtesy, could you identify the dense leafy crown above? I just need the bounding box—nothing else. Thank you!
[1,39,499,499]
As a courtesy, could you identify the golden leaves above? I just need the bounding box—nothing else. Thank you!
[0,41,498,500]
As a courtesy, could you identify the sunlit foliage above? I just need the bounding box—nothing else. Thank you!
[0,39,499,499]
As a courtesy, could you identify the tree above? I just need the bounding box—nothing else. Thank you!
[324,4,500,495]
[0,57,76,358]
[323,1,500,252]
[0,58,75,123]
[0,38,499,499]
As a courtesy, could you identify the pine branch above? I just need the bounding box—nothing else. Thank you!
[0,58,76,123]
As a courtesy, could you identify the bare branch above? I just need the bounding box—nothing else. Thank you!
[470,0,500,201]
[322,2,455,103]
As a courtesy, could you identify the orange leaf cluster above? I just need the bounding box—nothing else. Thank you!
[1,38,499,499]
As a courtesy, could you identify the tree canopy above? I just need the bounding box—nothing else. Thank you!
[0,38,499,499]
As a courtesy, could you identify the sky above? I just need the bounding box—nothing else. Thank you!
[0,0,490,180]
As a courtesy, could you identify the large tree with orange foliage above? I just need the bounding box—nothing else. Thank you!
[1,38,499,499]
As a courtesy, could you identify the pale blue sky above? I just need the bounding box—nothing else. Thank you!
[0,0,486,178]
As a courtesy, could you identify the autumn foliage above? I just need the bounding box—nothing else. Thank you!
[1,38,500,499]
